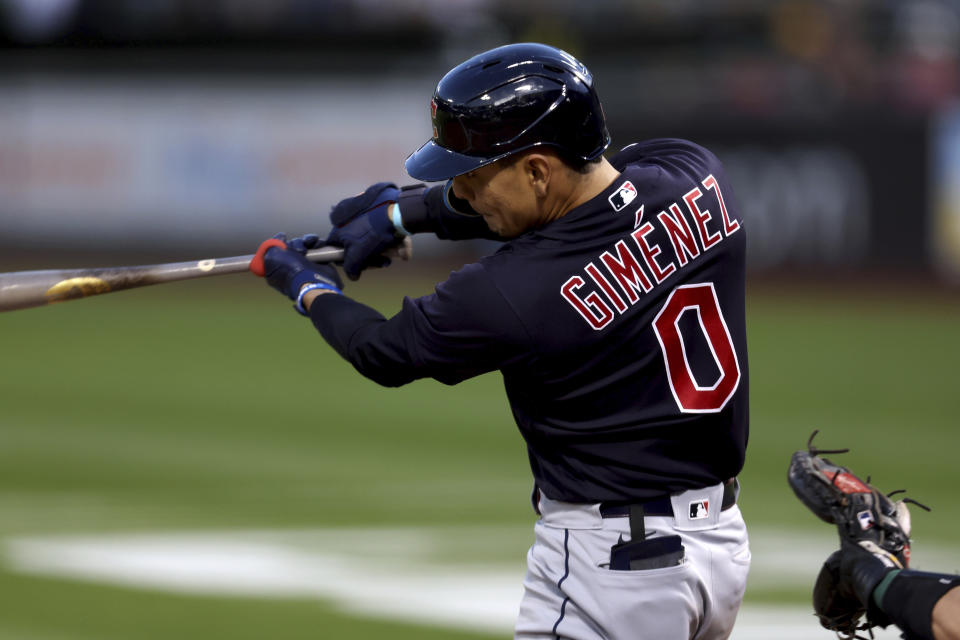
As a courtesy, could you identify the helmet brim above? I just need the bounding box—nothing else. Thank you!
[404,140,498,182]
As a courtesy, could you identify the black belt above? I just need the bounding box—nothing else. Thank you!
[599,478,739,518]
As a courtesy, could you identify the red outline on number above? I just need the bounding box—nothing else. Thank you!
[652,283,740,413]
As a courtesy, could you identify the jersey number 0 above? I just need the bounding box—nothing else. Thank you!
[652,283,740,413]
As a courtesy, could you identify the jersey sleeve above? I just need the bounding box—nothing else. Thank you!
[398,183,503,241]
[307,262,530,387]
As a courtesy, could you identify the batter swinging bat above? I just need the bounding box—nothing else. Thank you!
[0,237,412,313]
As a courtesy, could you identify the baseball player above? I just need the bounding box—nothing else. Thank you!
[253,43,750,639]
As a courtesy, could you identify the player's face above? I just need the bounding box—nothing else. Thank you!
[450,158,540,238]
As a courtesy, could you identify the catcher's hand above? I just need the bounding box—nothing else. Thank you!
[788,431,930,638]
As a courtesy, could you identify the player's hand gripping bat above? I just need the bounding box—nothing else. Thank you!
[0,237,412,312]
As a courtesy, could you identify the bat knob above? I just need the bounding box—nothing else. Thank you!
[249,238,287,277]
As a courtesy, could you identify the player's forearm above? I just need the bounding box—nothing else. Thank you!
[398,183,501,241]
[872,571,960,640]
[306,292,420,387]
[933,587,960,640]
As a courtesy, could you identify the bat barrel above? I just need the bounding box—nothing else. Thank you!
[0,254,268,312]
[0,239,409,313]
[0,265,185,312]
[0,270,72,311]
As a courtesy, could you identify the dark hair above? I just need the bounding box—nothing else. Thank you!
[565,153,604,174]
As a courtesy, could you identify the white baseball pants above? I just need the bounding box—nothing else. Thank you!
[515,483,751,640]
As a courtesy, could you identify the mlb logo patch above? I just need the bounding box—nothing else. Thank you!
[608,181,637,212]
[857,510,875,530]
[689,499,710,520]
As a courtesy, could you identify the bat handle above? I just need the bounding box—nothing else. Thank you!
[251,236,412,276]
[302,236,413,266]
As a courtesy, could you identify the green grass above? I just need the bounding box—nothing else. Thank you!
[1,268,958,638]
[0,571,496,640]
[741,286,960,535]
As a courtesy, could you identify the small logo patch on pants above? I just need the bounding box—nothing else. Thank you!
[689,500,709,520]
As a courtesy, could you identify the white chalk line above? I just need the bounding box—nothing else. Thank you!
[6,526,955,639]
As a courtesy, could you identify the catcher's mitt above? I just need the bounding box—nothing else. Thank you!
[787,430,930,639]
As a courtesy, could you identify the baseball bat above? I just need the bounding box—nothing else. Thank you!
[0,237,412,313]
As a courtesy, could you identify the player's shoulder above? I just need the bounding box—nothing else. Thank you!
[611,138,722,174]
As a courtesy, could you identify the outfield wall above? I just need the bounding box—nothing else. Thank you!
[0,73,953,275]
[0,75,432,248]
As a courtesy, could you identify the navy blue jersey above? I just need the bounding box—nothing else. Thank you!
[311,139,748,503]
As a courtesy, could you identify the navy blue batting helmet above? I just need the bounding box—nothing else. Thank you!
[405,43,611,182]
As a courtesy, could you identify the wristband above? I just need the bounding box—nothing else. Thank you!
[295,282,341,315]
[389,203,410,236]
[872,569,901,610]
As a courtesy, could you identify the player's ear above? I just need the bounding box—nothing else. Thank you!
[523,153,552,198]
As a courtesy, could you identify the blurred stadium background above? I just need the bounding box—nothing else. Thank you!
[0,1,958,638]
